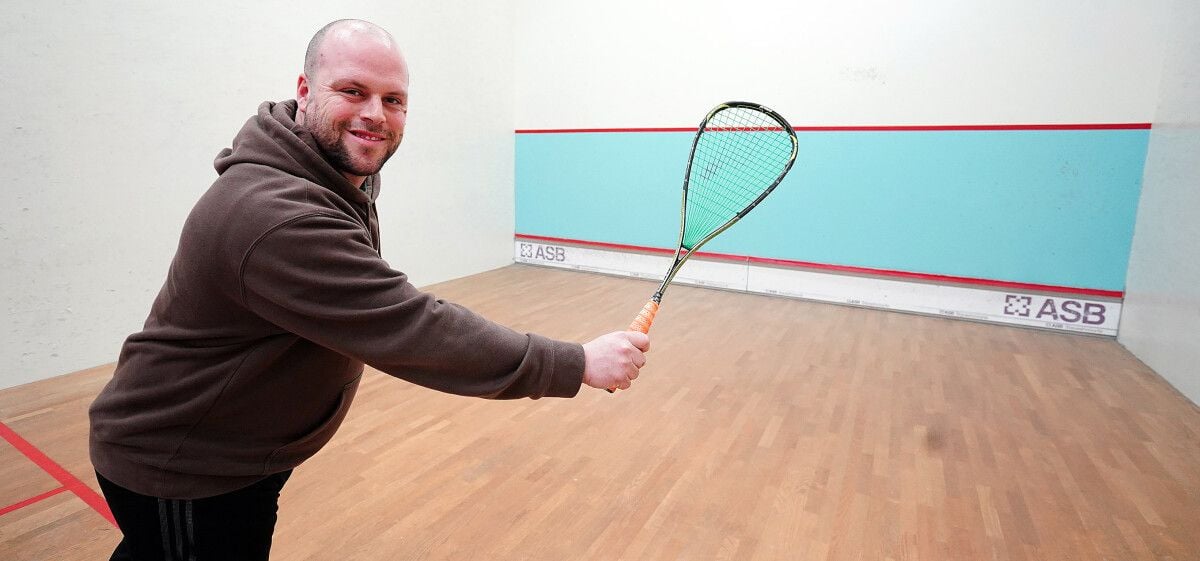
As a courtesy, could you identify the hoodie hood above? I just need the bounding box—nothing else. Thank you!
[214,100,379,204]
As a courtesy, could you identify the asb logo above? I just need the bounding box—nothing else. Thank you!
[1003,294,1107,325]
[1004,295,1033,316]
[519,243,567,263]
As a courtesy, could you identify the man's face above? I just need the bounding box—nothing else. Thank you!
[296,33,409,186]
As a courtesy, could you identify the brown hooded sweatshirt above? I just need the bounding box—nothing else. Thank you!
[89,100,584,499]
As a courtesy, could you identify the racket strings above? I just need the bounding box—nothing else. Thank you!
[682,107,794,248]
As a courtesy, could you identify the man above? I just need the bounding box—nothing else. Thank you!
[89,19,649,561]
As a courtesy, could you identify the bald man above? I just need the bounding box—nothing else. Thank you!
[88,19,648,561]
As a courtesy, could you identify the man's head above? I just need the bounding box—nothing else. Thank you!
[296,20,409,187]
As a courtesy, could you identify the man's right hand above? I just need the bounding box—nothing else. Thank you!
[581,331,650,391]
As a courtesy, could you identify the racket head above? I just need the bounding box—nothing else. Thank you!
[677,101,798,252]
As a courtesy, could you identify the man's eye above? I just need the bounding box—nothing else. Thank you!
[342,89,362,96]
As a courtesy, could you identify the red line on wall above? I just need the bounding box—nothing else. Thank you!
[0,486,68,517]
[513,233,1125,299]
[792,123,1152,131]
[0,420,116,526]
[515,123,1151,133]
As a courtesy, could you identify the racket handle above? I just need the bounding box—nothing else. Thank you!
[607,299,660,393]
[628,299,660,334]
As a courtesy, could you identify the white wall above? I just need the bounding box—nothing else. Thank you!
[514,0,1168,128]
[0,0,515,389]
[1119,0,1200,406]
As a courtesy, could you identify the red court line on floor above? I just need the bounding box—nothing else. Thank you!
[515,123,1151,133]
[0,420,116,526]
[0,486,68,516]
[513,233,1124,299]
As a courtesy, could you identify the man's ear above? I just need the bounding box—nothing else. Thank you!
[296,74,310,117]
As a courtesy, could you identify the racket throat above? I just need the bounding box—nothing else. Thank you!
[655,271,676,299]
[656,249,691,298]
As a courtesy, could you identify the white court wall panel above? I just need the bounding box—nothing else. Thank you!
[0,1,516,389]
[514,0,1168,128]
[1119,0,1200,405]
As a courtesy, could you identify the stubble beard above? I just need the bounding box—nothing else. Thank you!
[302,103,401,179]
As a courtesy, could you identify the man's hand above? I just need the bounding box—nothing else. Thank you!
[581,331,650,391]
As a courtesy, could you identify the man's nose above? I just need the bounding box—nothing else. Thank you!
[359,96,385,123]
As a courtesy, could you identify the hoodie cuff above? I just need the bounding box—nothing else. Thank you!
[529,333,585,398]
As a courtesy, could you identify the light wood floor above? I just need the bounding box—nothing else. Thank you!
[2,264,1198,560]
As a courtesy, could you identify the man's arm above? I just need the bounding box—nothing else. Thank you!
[240,214,646,398]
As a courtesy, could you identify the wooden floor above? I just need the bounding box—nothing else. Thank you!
[2,264,1198,560]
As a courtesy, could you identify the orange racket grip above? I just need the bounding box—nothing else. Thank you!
[628,300,660,334]
[607,299,660,393]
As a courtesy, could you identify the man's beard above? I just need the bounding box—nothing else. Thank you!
[303,106,400,178]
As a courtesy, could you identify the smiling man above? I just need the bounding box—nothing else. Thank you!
[297,21,408,186]
[88,19,648,561]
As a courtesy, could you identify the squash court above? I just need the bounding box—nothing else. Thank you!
[3,2,1199,560]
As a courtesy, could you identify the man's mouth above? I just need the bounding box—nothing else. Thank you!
[349,129,386,142]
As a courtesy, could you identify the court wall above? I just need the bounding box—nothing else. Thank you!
[1119,0,1200,405]
[512,0,1171,337]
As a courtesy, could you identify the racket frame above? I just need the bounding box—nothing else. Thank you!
[650,101,799,304]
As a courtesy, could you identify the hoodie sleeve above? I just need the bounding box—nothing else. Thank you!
[238,213,584,399]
